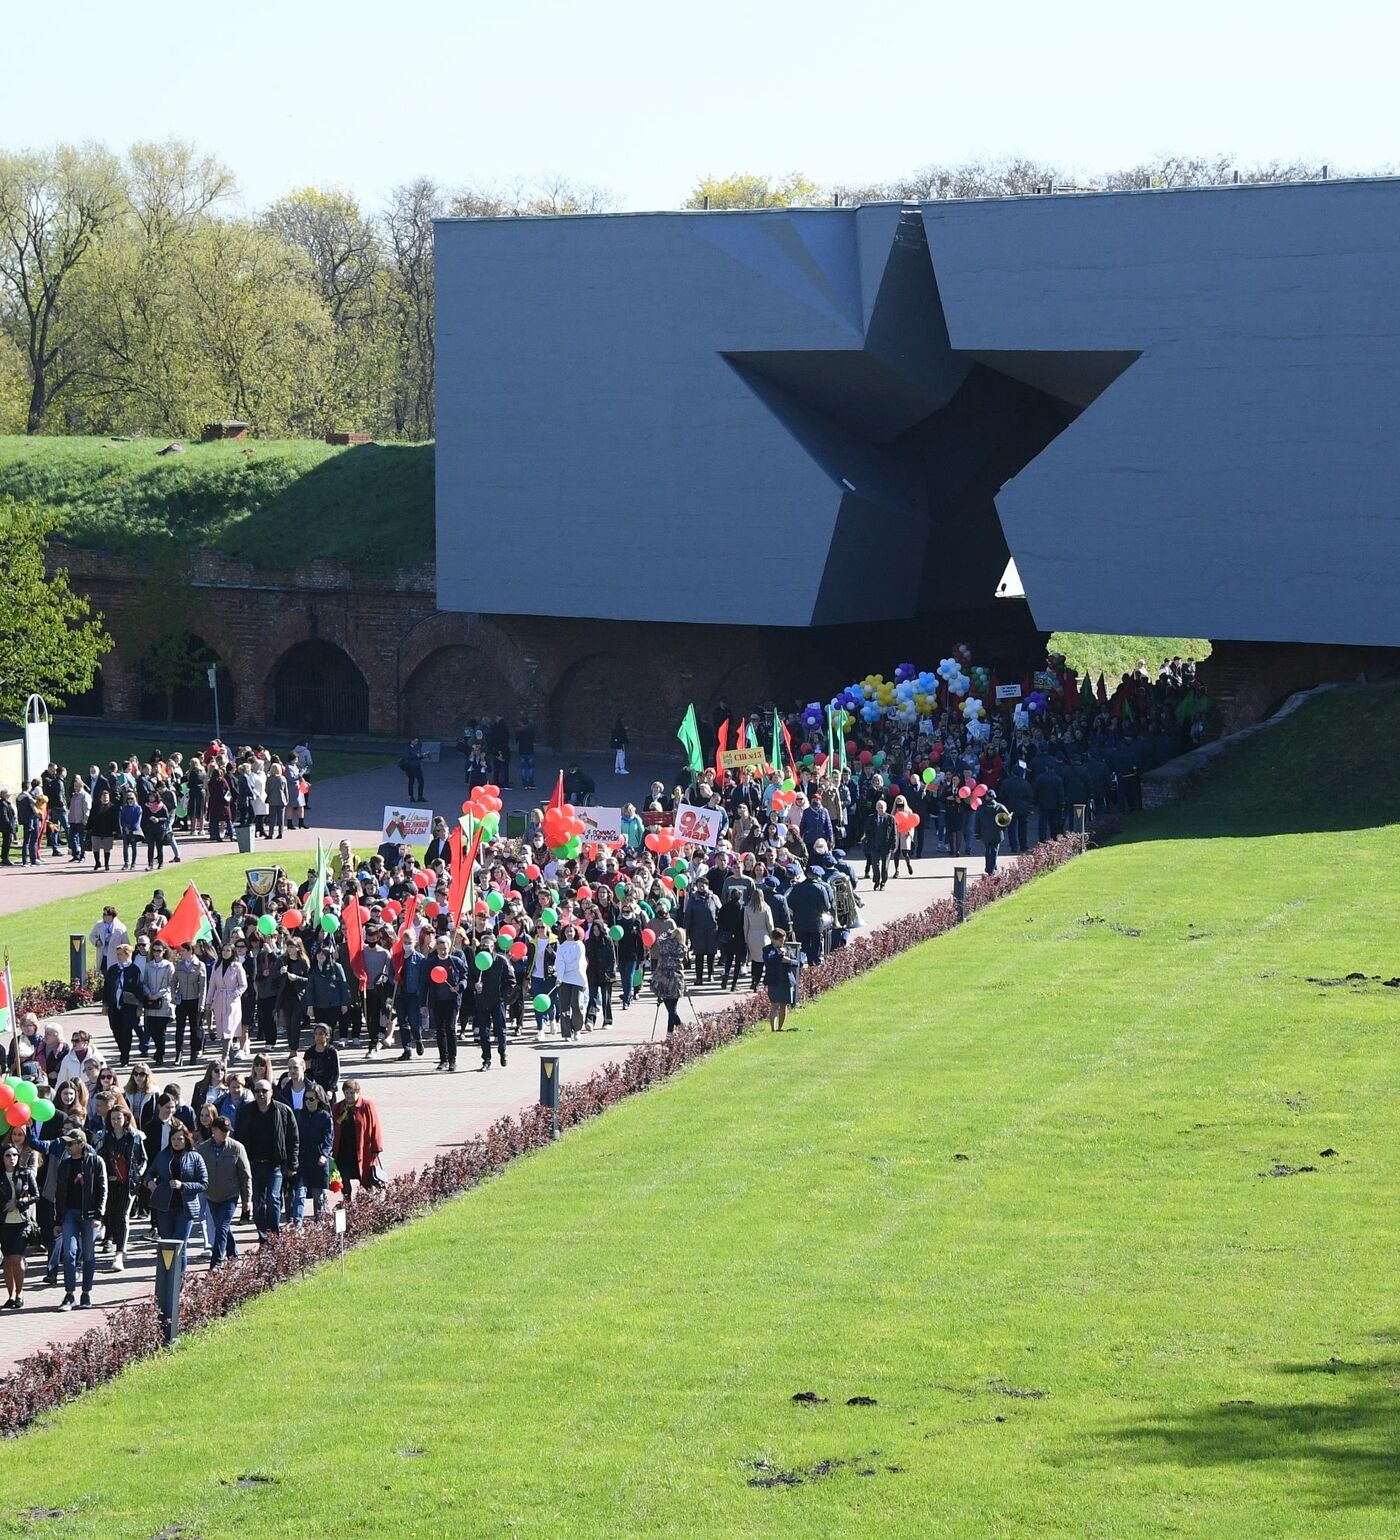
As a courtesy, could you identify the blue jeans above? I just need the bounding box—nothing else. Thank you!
[156,1208,194,1246]
[60,1212,98,1295]
[519,753,535,786]
[251,1161,284,1237]
[291,1174,326,1225]
[21,825,39,864]
[209,1197,238,1264]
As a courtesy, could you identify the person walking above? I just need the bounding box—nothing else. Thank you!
[741,887,774,991]
[94,1103,146,1273]
[43,1128,107,1311]
[197,1115,251,1267]
[234,1078,299,1243]
[761,928,801,1031]
[611,716,629,776]
[401,738,426,802]
[0,788,16,867]
[0,1144,38,1309]
[472,948,513,1069]
[207,943,248,1065]
[682,884,719,986]
[67,776,90,863]
[140,939,176,1067]
[147,1122,207,1247]
[554,924,588,1040]
[649,918,688,1034]
[866,799,895,890]
[975,796,1009,875]
[426,936,467,1071]
[291,1083,334,1223]
[332,1079,385,1204]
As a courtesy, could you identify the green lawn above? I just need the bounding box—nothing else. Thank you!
[1051,631,1212,684]
[2,834,385,991]
[3,686,1398,1537]
[0,435,433,571]
[47,735,390,785]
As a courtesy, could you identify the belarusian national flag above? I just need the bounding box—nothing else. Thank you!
[156,882,214,948]
[0,964,12,1036]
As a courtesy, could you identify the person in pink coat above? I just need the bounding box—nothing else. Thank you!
[206,943,248,1065]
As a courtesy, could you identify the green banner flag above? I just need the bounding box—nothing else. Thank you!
[771,712,782,774]
[677,703,704,775]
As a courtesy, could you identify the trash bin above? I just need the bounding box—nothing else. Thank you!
[236,825,256,854]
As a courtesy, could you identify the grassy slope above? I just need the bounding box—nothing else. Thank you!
[0,436,433,571]
[3,686,1398,1538]
[1051,632,1212,683]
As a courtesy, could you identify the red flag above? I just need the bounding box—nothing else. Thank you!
[779,718,797,777]
[715,718,730,787]
[449,820,485,930]
[548,771,565,813]
[390,894,420,982]
[156,882,214,948]
[343,898,367,989]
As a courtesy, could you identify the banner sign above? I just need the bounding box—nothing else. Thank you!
[995,684,1023,701]
[579,806,624,844]
[718,745,766,773]
[640,809,675,829]
[383,805,434,842]
[672,805,724,848]
[1033,670,1058,690]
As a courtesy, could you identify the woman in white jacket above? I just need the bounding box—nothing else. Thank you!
[554,925,588,1040]
[249,767,269,838]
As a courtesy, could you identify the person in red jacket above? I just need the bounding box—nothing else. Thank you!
[332,1080,384,1204]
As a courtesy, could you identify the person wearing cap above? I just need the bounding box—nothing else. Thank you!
[29,1126,107,1311]
[974,794,1009,875]
[234,1079,299,1243]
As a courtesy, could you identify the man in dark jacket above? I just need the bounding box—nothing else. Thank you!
[865,799,896,890]
[426,935,468,1070]
[472,951,513,1071]
[32,1127,108,1310]
[974,797,1008,875]
[1033,764,1066,844]
[997,763,1035,853]
[787,870,835,967]
[303,1023,342,1097]
[798,801,834,860]
[235,1080,299,1242]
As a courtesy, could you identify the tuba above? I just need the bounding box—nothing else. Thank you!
[994,806,1012,828]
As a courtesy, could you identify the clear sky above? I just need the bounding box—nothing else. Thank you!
[3,0,1395,213]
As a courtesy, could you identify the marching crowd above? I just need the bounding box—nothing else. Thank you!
[0,650,1207,1314]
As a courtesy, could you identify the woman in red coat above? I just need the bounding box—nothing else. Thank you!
[332,1080,384,1203]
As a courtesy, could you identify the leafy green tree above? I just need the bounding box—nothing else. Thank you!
[684,171,825,209]
[0,498,108,718]
[0,144,124,432]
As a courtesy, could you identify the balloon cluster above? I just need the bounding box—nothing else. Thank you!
[938,657,972,697]
[644,827,682,855]
[543,801,586,860]
[0,1076,55,1129]
[957,779,990,811]
[893,808,920,834]
[1026,690,1048,714]
[463,783,504,840]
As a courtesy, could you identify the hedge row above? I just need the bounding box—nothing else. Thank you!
[0,829,1101,1437]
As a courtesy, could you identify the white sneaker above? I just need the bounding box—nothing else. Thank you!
[112,1252,125,1273]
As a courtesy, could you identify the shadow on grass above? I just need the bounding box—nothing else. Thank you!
[221,442,434,569]
[1107,1349,1400,1510]
[1122,682,1400,841]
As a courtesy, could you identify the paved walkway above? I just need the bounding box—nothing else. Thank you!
[1,750,1009,1359]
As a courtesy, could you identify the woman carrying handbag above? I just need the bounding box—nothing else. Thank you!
[1,1143,38,1308]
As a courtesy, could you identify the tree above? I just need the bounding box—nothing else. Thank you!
[0,143,124,432]
[684,171,825,209]
[382,177,440,439]
[0,499,109,719]
[1099,154,1329,190]
[446,174,616,218]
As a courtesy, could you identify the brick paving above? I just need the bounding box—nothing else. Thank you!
[0,750,1008,1357]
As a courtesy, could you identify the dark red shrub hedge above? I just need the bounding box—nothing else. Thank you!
[0,829,1103,1437]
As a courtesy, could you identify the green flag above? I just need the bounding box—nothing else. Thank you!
[307,836,327,922]
[771,712,782,774]
[677,703,704,775]
[746,720,759,749]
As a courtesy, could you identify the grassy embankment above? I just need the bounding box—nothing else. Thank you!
[0,435,433,570]
[1051,631,1212,683]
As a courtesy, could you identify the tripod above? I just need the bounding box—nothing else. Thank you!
[649,983,702,1040]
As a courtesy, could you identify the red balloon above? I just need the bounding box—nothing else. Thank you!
[430,965,448,984]
[423,901,440,918]
[7,1104,31,1128]
[575,886,592,901]
[975,783,988,798]
[481,783,500,798]
[800,742,812,754]
[858,750,873,765]
[660,875,675,889]
[509,941,527,960]
[282,909,303,930]
[0,1085,14,1110]
[498,924,517,939]
[474,900,489,915]
[958,787,971,800]
[641,927,656,947]
[644,832,665,852]
[525,864,541,880]
[461,799,475,815]
[413,871,432,891]
[382,901,401,921]
[845,739,858,755]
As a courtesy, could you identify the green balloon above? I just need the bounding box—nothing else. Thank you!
[803,753,815,767]
[674,874,688,890]
[671,858,688,874]
[486,890,505,913]
[548,889,559,906]
[540,907,557,927]
[532,992,551,1013]
[873,751,886,766]
[474,950,492,971]
[922,767,936,784]
[632,967,644,987]
[614,882,628,898]
[496,934,513,952]
[656,898,672,914]
[608,924,623,942]
[14,1081,37,1107]
[514,873,530,889]
[32,1098,55,1123]
[321,912,339,934]
[257,913,277,936]
[638,901,654,919]
[782,777,795,792]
